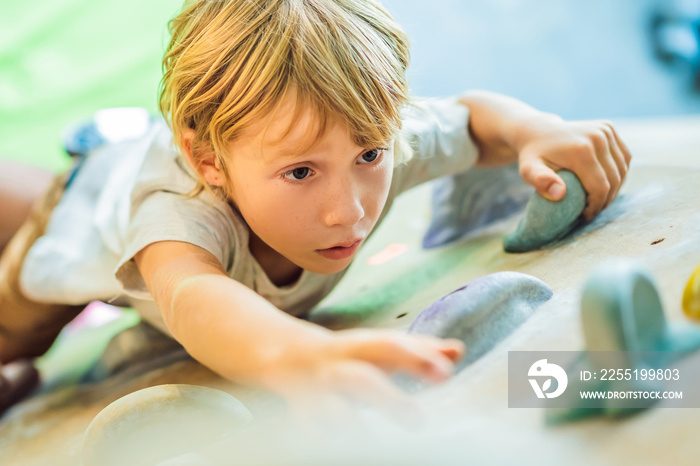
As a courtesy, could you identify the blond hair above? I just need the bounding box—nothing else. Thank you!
[159,0,412,197]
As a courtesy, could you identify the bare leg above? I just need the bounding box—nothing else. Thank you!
[0,165,84,363]
[0,161,54,256]
[0,161,56,415]
[0,163,85,414]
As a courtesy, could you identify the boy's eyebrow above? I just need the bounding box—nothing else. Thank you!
[273,147,312,160]
[273,139,394,159]
[262,134,322,161]
[268,146,373,168]
[261,147,314,166]
[264,139,394,165]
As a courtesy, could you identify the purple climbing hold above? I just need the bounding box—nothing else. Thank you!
[409,271,553,370]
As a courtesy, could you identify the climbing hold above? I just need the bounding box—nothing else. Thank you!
[546,260,700,424]
[503,170,586,253]
[409,271,552,370]
[683,263,700,319]
[83,384,252,466]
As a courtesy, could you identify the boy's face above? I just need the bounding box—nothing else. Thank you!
[217,98,393,275]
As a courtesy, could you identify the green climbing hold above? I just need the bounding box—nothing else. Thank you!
[503,170,586,253]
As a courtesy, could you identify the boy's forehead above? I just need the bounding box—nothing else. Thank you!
[231,92,392,163]
[255,101,340,162]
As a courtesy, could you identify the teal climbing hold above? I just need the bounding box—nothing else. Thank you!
[503,170,586,253]
[546,260,700,424]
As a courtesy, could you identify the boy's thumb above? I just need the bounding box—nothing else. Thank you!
[521,162,567,201]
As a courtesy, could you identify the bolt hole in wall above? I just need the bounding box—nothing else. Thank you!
[383,0,700,120]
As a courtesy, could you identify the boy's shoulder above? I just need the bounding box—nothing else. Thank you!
[391,96,479,194]
[132,119,200,198]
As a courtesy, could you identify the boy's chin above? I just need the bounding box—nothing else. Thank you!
[305,257,353,275]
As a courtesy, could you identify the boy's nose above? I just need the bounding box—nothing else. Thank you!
[323,181,365,227]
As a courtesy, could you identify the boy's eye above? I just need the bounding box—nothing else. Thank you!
[281,148,383,183]
[284,167,310,181]
[360,148,381,163]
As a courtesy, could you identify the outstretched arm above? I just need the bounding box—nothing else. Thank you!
[135,240,464,421]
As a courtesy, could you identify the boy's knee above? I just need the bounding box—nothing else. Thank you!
[0,324,60,362]
[0,301,83,362]
[0,335,48,363]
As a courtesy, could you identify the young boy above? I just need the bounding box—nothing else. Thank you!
[0,0,630,419]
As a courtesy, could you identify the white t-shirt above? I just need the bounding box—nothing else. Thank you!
[20,97,478,336]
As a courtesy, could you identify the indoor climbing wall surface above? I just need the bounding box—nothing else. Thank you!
[316,165,700,334]
[3,1,700,464]
[1,162,699,465]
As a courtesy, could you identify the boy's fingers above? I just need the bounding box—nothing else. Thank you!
[602,125,629,205]
[409,335,465,363]
[519,161,567,202]
[438,345,463,362]
[602,123,630,176]
[333,331,451,382]
[603,121,632,166]
[343,334,458,383]
[568,150,609,221]
[591,135,621,210]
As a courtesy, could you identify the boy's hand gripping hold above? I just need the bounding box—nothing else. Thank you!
[515,118,632,221]
[460,91,632,222]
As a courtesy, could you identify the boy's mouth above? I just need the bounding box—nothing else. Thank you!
[316,239,362,260]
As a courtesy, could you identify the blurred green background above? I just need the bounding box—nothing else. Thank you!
[0,0,182,172]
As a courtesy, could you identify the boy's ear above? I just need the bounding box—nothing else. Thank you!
[179,128,225,187]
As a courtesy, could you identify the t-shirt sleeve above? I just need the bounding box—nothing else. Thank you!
[392,96,479,194]
[115,190,236,300]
